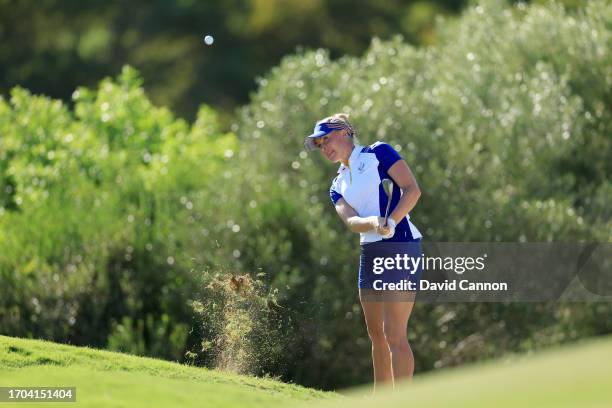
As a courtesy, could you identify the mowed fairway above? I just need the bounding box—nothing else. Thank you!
[327,335,612,408]
[1,335,611,408]
[0,335,335,408]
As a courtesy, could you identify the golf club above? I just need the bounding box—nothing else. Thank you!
[382,178,394,225]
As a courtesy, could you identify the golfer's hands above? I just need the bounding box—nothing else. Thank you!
[373,217,396,239]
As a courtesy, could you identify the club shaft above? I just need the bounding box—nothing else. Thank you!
[384,194,392,222]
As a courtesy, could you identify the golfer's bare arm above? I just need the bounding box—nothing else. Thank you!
[387,159,421,225]
[334,198,376,233]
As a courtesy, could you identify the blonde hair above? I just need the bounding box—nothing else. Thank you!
[318,113,358,143]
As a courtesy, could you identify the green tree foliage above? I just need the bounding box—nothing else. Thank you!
[0,66,238,360]
[0,1,589,120]
[0,0,472,119]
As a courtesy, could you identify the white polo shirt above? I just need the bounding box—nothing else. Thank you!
[330,142,423,244]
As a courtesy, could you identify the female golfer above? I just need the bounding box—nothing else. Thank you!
[304,113,423,391]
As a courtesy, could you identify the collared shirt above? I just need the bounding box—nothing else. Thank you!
[330,142,423,244]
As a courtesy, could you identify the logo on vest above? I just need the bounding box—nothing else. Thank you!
[357,162,366,174]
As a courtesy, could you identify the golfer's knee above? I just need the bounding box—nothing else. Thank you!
[367,326,386,345]
[384,328,409,352]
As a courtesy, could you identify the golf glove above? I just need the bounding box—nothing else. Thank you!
[381,218,396,239]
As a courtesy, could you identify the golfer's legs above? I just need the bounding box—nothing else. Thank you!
[359,290,392,389]
[383,300,415,383]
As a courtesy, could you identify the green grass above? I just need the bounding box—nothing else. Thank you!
[1,335,611,408]
[329,335,612,408]
[0,335,335,407]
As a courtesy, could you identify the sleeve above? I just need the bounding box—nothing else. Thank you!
[330,176,343,205]
[372,142,402,173]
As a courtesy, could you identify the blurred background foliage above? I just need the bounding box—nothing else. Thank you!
[1,0,611,391]
[0,0,587,121]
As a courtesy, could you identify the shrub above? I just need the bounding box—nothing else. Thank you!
[0,66,237,361]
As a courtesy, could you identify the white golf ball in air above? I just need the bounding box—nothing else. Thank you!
[204,35,214,45]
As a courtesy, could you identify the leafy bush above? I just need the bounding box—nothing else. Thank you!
[0,66,238,361]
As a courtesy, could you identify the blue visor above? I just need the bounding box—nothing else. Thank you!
[303,122,346,151]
